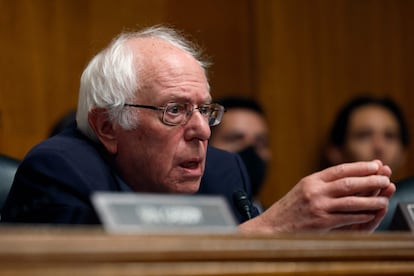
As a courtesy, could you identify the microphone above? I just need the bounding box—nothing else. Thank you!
[232,190,252,222]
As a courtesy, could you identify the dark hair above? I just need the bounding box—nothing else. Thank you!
[329,95,409,147]
[215,96,265,116]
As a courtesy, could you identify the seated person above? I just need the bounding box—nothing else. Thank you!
[1,26,394,233]
[208,96,270,210]
[323,95,409,230]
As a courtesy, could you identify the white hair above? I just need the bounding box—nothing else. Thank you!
[76,25,210,141]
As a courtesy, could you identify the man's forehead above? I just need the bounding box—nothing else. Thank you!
[125,36,209,101]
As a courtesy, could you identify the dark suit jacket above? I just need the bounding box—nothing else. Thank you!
[1,127,258,224]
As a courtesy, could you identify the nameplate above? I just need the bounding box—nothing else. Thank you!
[390,202,414,231]
[91,192,237,234]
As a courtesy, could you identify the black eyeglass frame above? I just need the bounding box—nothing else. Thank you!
[124,102,225,126]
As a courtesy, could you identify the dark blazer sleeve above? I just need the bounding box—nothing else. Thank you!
[1,130,118,224]
[198,146,259,223]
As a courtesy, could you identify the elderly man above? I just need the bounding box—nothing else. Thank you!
[2,26,394,233]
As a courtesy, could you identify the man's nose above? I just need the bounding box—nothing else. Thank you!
[184,110,211,141]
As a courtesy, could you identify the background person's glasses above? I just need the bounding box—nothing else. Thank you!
[124,102,225,126]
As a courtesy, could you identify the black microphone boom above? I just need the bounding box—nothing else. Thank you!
[232,190,252,222]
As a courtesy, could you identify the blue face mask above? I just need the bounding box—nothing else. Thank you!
[237,146,268,197]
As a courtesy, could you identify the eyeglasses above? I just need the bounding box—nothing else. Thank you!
[124,102,225,126]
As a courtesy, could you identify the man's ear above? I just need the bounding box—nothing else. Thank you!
[325,144,345,166]
[88,108,118,154]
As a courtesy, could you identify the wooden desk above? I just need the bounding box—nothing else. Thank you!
[0,226,413,275]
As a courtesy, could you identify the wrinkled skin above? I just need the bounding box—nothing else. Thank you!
[240,160,395,233]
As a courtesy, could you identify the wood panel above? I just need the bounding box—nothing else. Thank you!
[0,227,414,275]
[253,0,414,207]
[0,0,252,158]
[165,0,255,98]
[0,0,164,157]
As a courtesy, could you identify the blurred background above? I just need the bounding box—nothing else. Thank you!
[1,0,413,208]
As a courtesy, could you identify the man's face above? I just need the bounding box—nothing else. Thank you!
[342,105,405,172]
[209,108,271,162]
[111,40,211,193]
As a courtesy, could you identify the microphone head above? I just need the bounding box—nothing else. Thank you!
[232,190,249,206]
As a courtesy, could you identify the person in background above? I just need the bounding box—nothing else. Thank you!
[208,96,270,210]
[2,26,394,233]
[323,95,409,230]
[325,95,409,177]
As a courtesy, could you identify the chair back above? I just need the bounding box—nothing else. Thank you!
[0,154,20,209]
